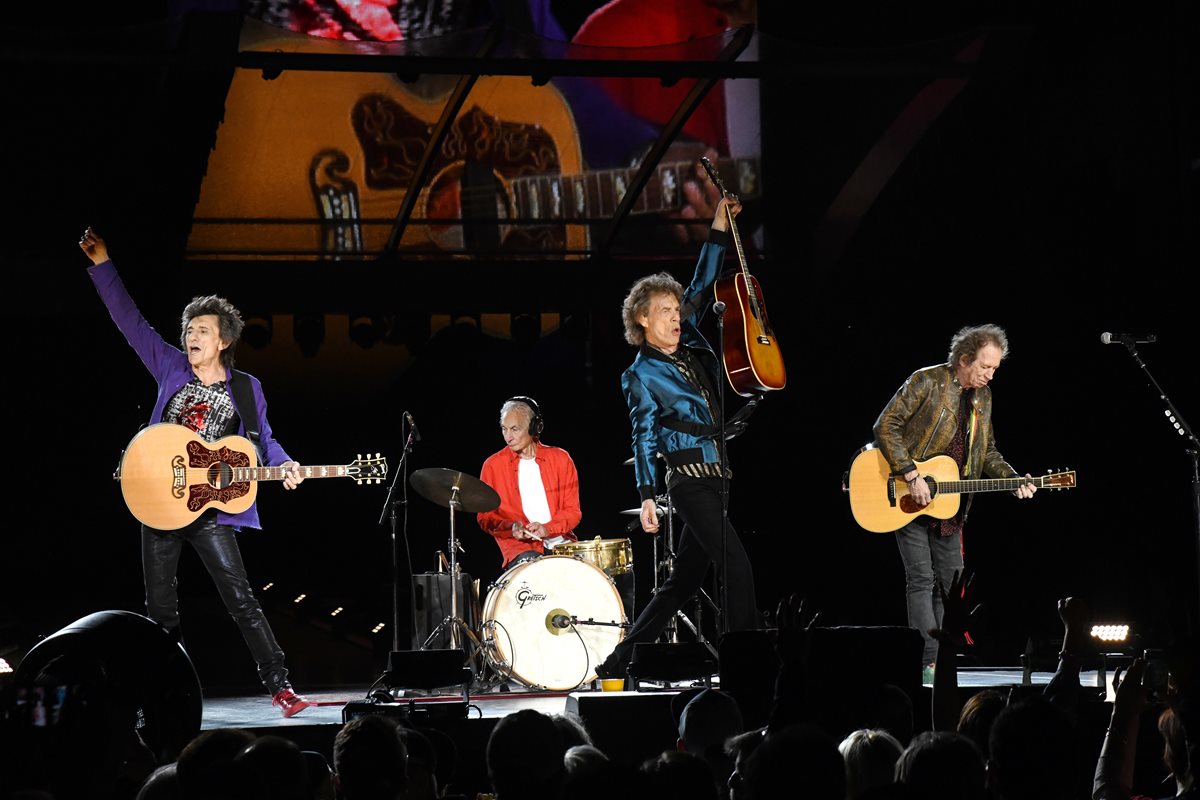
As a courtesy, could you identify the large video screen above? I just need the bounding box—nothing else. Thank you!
[187,0,762,260]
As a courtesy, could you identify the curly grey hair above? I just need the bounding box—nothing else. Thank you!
[621,272,683,346]
[947,324,1009,368]
[180,295,244,369]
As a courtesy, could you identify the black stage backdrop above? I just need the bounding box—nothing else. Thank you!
[4,0,1197,691]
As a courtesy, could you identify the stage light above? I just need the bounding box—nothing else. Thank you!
[349,314,382,349]
[262,582,274,591]
[372,623,386,634]
[242,313,272,349]
[294,312,325,357]
[511,312,541,347]
[294,594,307,604]
[331,607,344,617]
[1091,624,1131,643]
[0,658,11,674]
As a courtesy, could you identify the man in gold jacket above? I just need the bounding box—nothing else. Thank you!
[873,324,1038,677]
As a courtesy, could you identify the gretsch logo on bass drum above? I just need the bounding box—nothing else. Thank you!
[516,582,547,609]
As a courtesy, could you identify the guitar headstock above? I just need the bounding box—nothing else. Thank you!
[699,156,728,196]
[350,453,388,484]
[1043,468,1076,489]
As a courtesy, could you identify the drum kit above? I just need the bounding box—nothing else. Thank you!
[408,467,633,692]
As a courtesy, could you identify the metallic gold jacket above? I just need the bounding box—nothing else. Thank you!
[873,364,1018,520]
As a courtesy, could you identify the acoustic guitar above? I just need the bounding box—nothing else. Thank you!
[117,423,387,530]
[700,157,786,396]
[844,446,1076,533]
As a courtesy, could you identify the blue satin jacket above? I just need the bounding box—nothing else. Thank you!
[622,228,732,502]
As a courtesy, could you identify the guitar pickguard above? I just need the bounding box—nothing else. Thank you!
[184,440,253,512]
[187,482,252,513]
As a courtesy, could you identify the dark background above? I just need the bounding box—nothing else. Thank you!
[3,0,1198,692]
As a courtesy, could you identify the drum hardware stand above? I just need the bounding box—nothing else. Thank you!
[420,486,475,652]
[403,467,501,695]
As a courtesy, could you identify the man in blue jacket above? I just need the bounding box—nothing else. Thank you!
[597,196,759,680]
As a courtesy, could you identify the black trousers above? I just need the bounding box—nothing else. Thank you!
[142,514,290,695]
[601,476,758,672]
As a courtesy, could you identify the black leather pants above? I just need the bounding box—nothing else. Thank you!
[142,515,290,694]
[600,476,758,673]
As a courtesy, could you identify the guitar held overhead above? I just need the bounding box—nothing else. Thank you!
[699,156,786,397]
[844,446,1076,533]
[117,423,387,530]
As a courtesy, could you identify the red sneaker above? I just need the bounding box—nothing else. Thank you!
[272,688,312,718]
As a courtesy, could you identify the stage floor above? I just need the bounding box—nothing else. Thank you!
[201,667,1115,730]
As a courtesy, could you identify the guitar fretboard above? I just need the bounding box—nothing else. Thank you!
[231,465,351,482]
[510,156,759,221]
[931,475,1061,494]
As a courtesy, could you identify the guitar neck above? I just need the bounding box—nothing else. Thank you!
[233,465,355,482]
[509,155,760,220]
[936,475,1050,494]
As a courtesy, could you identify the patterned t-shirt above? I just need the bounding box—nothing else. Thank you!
[161,379,240,442]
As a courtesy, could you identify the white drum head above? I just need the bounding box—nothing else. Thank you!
[481,555,626,691]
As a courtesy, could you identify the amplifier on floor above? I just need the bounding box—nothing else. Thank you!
[412,572,478,650]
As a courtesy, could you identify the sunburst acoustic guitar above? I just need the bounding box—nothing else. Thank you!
[117,423,387,530]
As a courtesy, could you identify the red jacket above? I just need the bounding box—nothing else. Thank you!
[477,443,582,568]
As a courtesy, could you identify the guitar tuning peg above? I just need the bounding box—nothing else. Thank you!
[357,453,363,460]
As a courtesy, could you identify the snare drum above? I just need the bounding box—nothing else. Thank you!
[480,555,626,691]
[553,536,634,576]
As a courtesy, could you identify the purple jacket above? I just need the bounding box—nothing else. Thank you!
[90,259,292,530]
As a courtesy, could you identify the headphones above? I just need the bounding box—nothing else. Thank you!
[506,395,544,438]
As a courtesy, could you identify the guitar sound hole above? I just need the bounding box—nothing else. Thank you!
[207,462,234,490]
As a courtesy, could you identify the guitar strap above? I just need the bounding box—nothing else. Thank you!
[228,369,264,463]
[659,415,720,439]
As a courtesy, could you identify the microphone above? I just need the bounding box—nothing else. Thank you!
[551,614,572,629]
[1101,332,1157,345]
[713,300,726,315]
[626,506,667,532]
[405,412,422,441]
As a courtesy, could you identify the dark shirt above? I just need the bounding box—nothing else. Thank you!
[666,346,729,482]
[938,389,973,537]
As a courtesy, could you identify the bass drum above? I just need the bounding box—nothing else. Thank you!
[480,555,626,691]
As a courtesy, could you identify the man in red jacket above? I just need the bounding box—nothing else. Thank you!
[476,397,581,569]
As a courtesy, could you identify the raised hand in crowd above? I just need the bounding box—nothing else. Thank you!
[1043,596,1093,711]
[767,594,821,733]
[1093,657,1149,800]
[930,569,974,732]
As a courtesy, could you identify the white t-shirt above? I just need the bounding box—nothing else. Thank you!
[518,457,552,525]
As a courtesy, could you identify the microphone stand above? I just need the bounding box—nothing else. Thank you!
[377,414,417,684]
[713,299,729,636]
[1115,341,1200,632]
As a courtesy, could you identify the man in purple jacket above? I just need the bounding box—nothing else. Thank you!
[79,226,311,717]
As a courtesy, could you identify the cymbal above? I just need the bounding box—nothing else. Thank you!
[410,468,501,513]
